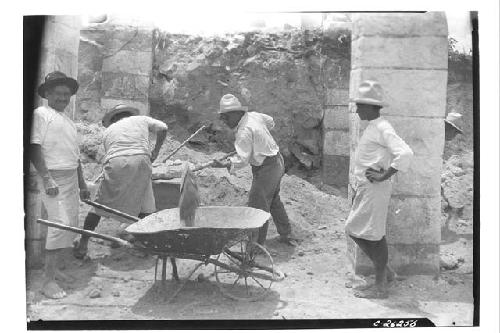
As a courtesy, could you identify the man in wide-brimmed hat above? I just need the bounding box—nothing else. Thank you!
[212,94,298,246]
[30,71,90,299]
[345,80,414,299]
[444,111,463,141]
[73,104,168,259]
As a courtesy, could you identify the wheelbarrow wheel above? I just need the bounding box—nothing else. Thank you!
[214,240,276,301]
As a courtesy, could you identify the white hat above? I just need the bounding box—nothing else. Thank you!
[351,80,388,107]
[219,94,248,114]
[445,112,463,133]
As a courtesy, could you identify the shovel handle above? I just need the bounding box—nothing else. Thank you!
[37,219,133,248]
[83,199,139,223]
[191,151,237,172]
[154,125,207,166]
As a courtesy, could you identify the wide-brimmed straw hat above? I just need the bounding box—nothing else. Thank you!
[37,71,79,99]
[102,104,139,128]
[351,79,388,107]
[445,112,463,133]
[218,94,248,114]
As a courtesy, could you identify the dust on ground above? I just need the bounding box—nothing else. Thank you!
[26,135,474,325]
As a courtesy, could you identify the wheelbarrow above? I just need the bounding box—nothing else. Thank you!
[37,205,285,302]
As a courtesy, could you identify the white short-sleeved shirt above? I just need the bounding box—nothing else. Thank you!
[31,106,79,170]
[103,115,168,163]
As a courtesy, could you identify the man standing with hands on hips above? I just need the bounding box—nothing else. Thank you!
[213,94,298,247]
[30,71,90,299]
[345,80,413,299]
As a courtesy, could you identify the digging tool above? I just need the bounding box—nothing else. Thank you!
[178,164,200,227]
[190,151,237,172]
[153,125,207,167]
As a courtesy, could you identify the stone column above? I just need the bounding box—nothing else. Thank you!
[100,26,154,115]
[321,18,352,189]
[37,16,82,118]
[348,12,448,275]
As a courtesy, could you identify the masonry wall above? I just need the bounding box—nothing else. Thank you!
[348,12,448,275]
[76,23,154,122]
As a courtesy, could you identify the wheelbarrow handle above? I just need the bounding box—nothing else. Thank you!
[83,199,139,223]
[37,219,133,248]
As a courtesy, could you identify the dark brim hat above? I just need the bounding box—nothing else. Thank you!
[37,71,79,98]
[444,112,463,134]
[102,104,140,128]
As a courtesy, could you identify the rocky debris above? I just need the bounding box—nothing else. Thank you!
[147,28,351,172]
[441,152,474,226]
[111,290,121,297]
[88,288,102,298]
[76,122,106,163]
[440,254,461,271]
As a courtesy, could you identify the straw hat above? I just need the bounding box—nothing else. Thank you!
[218,94,248,114]
[102,104,139,128]
[351,80,388,107]
[445,112,463,133]
[37,71,79,98]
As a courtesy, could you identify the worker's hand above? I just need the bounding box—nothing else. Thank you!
[79,185,91,200]
[150,151,159,163]
[212,159,231,169]
[365,168,387,183]
[42,175,59,196]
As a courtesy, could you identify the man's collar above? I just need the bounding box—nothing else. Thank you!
[234,112,248,132]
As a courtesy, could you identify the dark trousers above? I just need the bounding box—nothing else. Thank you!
[248,153,291,244]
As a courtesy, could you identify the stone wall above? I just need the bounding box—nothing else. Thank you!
[148,28,351,171]
[76,22,154,122]
[348,12,448,275]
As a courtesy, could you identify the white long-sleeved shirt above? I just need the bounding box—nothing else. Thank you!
[103,115,168,163]
[229,112,279,172]
[352,117,413,186]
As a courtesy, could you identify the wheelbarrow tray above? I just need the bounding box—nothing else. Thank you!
[126,206,270,256]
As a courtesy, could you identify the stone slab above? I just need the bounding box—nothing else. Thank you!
[391,156,443,197]
[323,130,350,156]
[44,21,81,56]
[351,36,448,69]
[322,106,349,131]
[101,72,150,101]
[387,197,441,244]
[104,28,153,52]
[384,116,445,158]
[351,12,447,38]
[349,68,448,118]
[322,154,350,187]
[348,239,440,276]
[326,88,349,106]
[101,98,149,116]
[102,50,153,76]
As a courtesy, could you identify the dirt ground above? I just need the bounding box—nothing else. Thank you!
[26,139,474,326]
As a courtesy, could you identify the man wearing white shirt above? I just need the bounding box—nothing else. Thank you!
[214,94,296,246]
[30,71,90,299]
[73,104,168,259]
[345,80,414,299]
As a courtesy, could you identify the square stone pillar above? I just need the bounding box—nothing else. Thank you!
[37,16,82,119]
[100,27,154,116]
[348,12,448,275]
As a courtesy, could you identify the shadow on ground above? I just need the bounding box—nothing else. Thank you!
[131,280,281,319]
